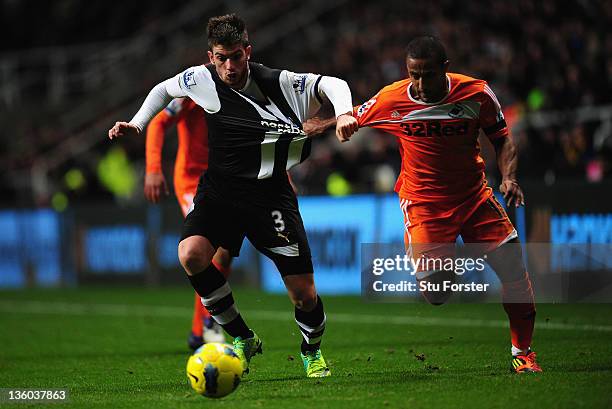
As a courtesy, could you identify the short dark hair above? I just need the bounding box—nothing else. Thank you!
[405,36,448,66]
[207,14,249,50]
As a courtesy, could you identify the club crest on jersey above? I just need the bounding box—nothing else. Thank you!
[448,103,465,119]
[183,70,196,89]
[357,97,377,118]
[292,75,307,94]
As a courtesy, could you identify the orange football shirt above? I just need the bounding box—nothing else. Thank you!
[355,73,509,204]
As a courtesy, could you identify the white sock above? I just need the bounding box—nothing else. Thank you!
[511,345,530,356]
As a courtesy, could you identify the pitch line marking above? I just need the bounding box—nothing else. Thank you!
[0,300,611,333]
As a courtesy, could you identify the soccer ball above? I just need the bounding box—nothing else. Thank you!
[186,342,243,398]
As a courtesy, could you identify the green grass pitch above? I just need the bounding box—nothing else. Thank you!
[1,287,611,408]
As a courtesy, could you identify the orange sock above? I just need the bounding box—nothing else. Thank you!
[191,292,205,337]
[502,273,536,351]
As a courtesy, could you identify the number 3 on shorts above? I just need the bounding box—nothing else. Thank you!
[271,210,285,232]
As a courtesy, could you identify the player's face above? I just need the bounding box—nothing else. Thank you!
[406,58,449,103]
[208,44,252,89]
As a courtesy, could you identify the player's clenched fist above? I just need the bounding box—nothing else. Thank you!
[335,113,359,143]
[108,121,140,140]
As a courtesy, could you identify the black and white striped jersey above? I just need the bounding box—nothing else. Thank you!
[130,61,352,205]
[174,62,322,182]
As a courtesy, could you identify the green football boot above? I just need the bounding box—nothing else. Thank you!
[301,349,331,378]
[232,332,263,374]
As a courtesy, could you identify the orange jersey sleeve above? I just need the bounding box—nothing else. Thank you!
[145,99,185,174]
[354,80,409,129]
[480,83,509,142]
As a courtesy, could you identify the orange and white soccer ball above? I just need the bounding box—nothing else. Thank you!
[186,343,242,398]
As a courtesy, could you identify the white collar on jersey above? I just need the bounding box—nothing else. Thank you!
[239,66,267,103]
[407,74,451,106]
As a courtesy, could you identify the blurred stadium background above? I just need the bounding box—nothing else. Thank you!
[0,0,611,294]
[2,2,612,408]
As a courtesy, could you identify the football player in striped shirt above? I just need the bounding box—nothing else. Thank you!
[109,14,358,378]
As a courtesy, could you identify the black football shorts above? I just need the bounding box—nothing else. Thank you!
[181,188,313,277]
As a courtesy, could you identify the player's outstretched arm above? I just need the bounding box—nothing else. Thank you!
[316,76,358,142]
[302,101,337,137]
[302,116,337,137]
[492,136,525,208]
[302,114,357,142]
[108,77,185,140]
[108,121,140,139]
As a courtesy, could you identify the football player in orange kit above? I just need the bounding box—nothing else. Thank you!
[145,97,228,349]
[311,36,540,373]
